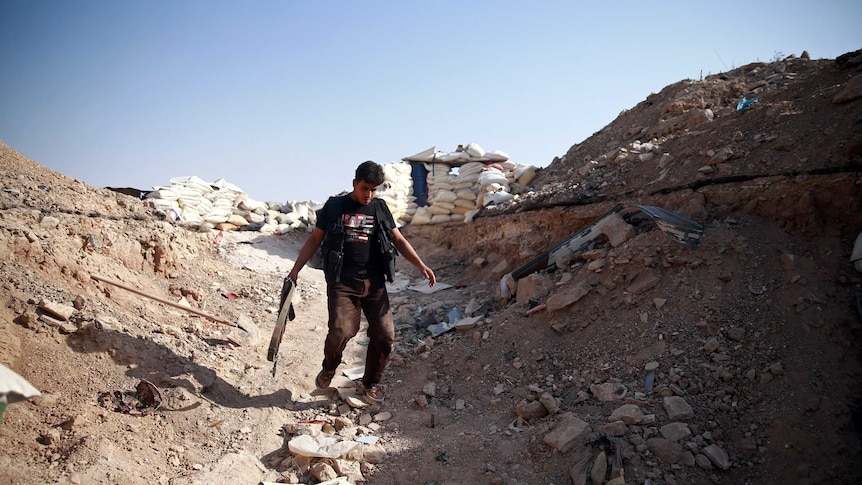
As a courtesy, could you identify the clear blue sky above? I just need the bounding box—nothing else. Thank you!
[1,1,859,203]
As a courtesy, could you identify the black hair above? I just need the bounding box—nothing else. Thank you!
[355,161,385,186]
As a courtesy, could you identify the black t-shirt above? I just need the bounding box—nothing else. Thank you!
[316,195,395,274]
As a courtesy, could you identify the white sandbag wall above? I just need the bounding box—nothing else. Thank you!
[403,143,538,225]
[377,161,415,227]
[452,161,483,223]
[142,144,536,233]
[426,162,459,224]
[144,176,317,235]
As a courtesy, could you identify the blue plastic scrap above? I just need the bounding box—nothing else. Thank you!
[736,97,758,111]
[447,307,462,325]
[645,371,656,393]
[427,308,463,338]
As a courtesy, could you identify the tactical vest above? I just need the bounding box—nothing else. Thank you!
[320,196,398,284]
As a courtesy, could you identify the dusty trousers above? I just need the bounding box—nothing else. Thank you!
[322,273,394,387]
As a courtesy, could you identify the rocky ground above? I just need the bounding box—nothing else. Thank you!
[1,49,861,485]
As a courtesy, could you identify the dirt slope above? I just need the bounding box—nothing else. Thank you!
[1,50,861,485]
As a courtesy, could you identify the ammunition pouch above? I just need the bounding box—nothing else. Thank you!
[321,217,345,285]
[378,218,398,283]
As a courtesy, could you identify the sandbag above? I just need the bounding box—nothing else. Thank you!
[288,434,360,459]
[483,182,508,193]
[411,207,432,225]
[148,199,180,211]
[403,146,437,163]
[478,170,508,186]
[464,209,480,223]
[456,189,477,200]
[203,207,233,223]
[465,143,486,158]
[424,162,452,175]
[177,195,205,209]
[485,150,510,161]
[146,187,178,200]
[432,200,455,210]
[454,198,478,209]
[517,166,537,186]
[452,173,479,186]
[428,204,453,215]
[431,190,457,203]
[458,162,485,175]
[0,363,40,403]
[211,177,244,193]
[483,191,515,206]
[170,175,215,194]
[439,151,470,163]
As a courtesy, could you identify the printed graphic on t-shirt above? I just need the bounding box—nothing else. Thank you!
[342,213,375,244]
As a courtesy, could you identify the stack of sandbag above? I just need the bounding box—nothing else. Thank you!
[419,161,459,224]
[477,162,513,209]
[377,161,414,226]
[451,161,484,220]
[145,176,230,227]
[144,176,317,234]
[394,143,540,225]
[271,200,318,234]
[230,197,317,235]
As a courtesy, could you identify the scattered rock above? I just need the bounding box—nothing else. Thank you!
[626,271,661,295]
[373,412,392,422]
[608,404,644,425]
[703,337,720,353]
[648,437,682,464]
[727,327,745,342]
[37,299,76,321]
[546,281,591,312]
[515,273,555,304]
[422,382,436,397]
[660,422,692,441]
[490,260,509,279]
[516,400,548,420]
[543,413,591,453]
[596,213,635,247]
[663,396,695,420]
[702,443,731,470]
[590,382,628,402]
[309,461,338,482]
[833,75,862,104]
[695,453,713,469]
[539,392,559,415]
[599,420,627,436]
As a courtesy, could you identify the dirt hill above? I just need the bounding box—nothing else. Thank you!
[1,49,861,485]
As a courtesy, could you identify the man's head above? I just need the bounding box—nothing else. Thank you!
[351,161,385,205]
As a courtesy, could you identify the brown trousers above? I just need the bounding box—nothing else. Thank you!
[322,273,394,387]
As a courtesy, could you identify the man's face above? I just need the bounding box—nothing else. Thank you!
[351,179,379,205]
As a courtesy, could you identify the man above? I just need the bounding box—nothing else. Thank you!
[288,161,436,404]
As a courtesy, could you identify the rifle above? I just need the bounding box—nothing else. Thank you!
[268,277,296,377]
